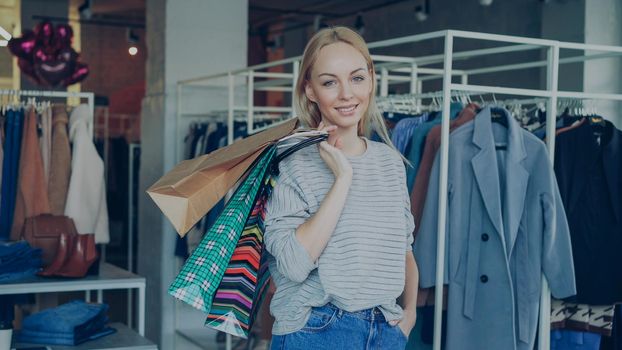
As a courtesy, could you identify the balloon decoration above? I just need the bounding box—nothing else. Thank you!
[8,21,89,87]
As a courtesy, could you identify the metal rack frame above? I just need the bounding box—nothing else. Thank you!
[175,30,622,350]
[0,89,95,137]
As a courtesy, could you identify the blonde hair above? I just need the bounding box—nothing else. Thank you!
[294,26,395,150]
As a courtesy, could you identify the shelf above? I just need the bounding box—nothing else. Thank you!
[0,263,146,335]
[13,322,157,350]
[0,263,145,295]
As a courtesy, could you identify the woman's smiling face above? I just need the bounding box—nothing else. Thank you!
[304,41,373,132]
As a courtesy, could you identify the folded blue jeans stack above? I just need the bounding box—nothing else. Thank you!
[0,241,41,282]
[16,300,116,345]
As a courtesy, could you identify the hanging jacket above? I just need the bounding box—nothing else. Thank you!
[64,104,110,244]
[10,107,50,240]
[48,105,72,215]
[414,107,576,350]
[553,120,622,305]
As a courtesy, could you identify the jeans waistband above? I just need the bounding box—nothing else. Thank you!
[319,303,386,322]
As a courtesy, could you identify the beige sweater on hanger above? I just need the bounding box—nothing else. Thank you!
[11,107,50,240]
[48,104,72,215]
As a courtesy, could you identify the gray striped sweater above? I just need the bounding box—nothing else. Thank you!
[264,137,415,335]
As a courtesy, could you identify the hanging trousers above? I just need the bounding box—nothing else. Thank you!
[0,110,24,240]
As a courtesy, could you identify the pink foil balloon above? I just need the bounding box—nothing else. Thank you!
[8,21,89,87]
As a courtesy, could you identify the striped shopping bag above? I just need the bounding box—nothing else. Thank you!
[168,145,277,312]
[204,174,275,338]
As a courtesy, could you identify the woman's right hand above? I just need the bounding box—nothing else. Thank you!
[317,121,353,180]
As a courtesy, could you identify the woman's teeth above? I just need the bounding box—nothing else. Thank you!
[336,105,356,113]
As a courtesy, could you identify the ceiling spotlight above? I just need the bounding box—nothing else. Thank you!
[78,0,92,19]
[127,28,139,56]
[414,0,430,22]
[479,0,493,6]
[355,13,365,36]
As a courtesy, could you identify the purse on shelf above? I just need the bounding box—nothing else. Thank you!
[21,214,79,267]
[21,214,98,278]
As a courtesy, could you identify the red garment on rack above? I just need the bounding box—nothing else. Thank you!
[412,103,478,307]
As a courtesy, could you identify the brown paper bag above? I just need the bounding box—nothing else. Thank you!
[147,118,298,236]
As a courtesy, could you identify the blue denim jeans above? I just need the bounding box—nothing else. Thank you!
[271,304,408,350]
[17,326,116,345]
[0,110,23,240]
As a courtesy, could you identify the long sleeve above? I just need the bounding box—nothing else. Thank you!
[413,151,451,288]
[400,162,415,249]
[541,169,576,299]
[264,169,317,283]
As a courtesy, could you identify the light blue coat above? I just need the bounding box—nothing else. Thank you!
[414,107,576,350]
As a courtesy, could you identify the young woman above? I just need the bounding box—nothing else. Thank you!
[264,26,419,350]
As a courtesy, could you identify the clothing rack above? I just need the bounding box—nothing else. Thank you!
[0,89,95,138]
[385,30,622,350]
[175,30,622,350]
[0,89,106,263]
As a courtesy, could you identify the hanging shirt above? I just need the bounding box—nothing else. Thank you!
[64,104,110,244]
[390,114,428,154]
[405,103,463,192]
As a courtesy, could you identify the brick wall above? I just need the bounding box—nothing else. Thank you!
[81,24,145,141]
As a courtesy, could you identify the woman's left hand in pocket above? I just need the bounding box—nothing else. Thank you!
[389,309,417,337]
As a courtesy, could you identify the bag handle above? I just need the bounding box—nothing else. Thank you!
[271,134,328,175]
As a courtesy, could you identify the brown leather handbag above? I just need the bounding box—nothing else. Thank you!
[21,214,79,267]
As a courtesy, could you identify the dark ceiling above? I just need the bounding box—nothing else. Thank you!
[249,0,411,35]
[77,0,413,33]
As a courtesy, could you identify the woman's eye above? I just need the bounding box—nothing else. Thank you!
[352,75,365,82]
[322,80,336,87]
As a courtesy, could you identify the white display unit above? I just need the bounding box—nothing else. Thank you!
[0,263,146,336]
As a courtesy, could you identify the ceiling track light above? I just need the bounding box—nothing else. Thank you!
[127,28,139,56]
[414,0,430,22]
[313,15,329,32]
[355,12,365,36]
[78,0,92,19]
[479,0,494,6]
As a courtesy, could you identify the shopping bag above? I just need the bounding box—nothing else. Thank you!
[168,145,278,312]
[204,174,276,338]
[147,118,298,236]
[202,134,329,338]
